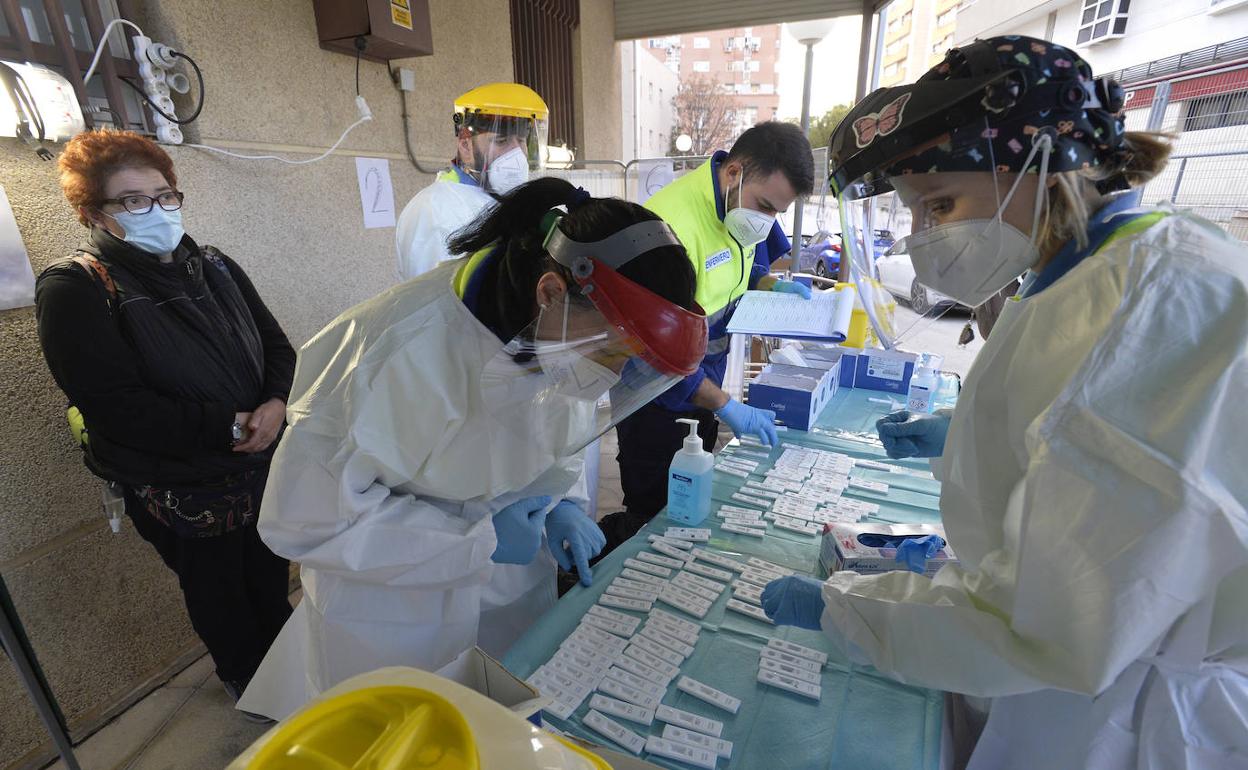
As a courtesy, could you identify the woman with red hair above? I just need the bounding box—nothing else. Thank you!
[35,130,294,719]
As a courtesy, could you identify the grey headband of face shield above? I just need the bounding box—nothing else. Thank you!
[543,220,683,275]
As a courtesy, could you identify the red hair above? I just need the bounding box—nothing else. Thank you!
[58,129,178,226]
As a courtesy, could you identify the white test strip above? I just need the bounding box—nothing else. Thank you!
[598,675,661,710]
[645,736,718,770]
[714,465,749,479]
[660,583,713,613]
[760,647,823,673]
[648,534,694,550]
[721,523,765,537]
[650,608,703,637]
[544,656,603,686]
[642,618,699,650]
[645,614,700,644]
[737,569,784,588]
[741,485,781,499]
[718,459,757,473]
[726,598,774,624]
[605,583,660,604]
[629,630,687,666]
[663,725,733,759]
[623,644,682,680]
[716,507,761,520]
[747,557,794,575]
[671,570,726,595]
[732,585,763,605]
[758,656,823,686]
[854,459,894,471]
[835,499,881,516]
[656,591,709,619]
[589,693,656,726]
[655,704,724,737]
[848,478,890,493]
[757,668,822,701]
[582,611,642,639]
[625,557,673,577]
[731,491,772,508]
[669,575,721,605]
[583,709,647,755]
[677,675,741,714]
[767,638,829,665]
[665,527,712,542]
[643,618,703,653]
[527,671,582,712]
[561,637,622,669]
[588,603,644,628]
[691,548,746,572]
[557,647,613,677]
[636,551,686,570]
[773,518,821,537]
[536,667,593,702]
[568,623,629,654]
[620,568,669,588]
[612,576,664,596]
[717,505,762,518]
[651,540,695,561]
[682,560,733,582]
[606,666,668,700]
[613,651,674,687]
[722,516,768,529]
[599,593,653,612]
[731,448,769,459]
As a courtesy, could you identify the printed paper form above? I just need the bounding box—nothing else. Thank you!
[726,286,854,341]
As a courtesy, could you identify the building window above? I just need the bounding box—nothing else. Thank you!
[693,60,710,72]
[932,34,954,54]
[936,9,956,27]
[693,36,709,49]
[1182,90,1248,131]
[0,0,148,132]
[748,60,760,72]
[1077,0,1130,45]
[886,39,904,57]
[648,81,654,100]
[884,61,901,77]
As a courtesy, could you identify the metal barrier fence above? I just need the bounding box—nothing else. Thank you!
[1126,62,1248,240]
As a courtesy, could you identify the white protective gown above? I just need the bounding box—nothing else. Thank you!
[820,211,1248,769]
[394,173,494,282]
[238,260,588,721]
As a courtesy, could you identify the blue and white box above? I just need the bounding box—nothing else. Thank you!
[746,363,838,431]
[832,347,917,394]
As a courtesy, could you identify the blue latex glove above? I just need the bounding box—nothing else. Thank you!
[715,398,778,447]
[772,279,812,299]
[876,409,951,459]
[490,495,552,565]
[761,575,826,630]
[545,500,606,587]
[895,535,946,574]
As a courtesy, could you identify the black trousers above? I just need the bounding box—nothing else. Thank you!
[125,488,292,685]
[598,402,718,555]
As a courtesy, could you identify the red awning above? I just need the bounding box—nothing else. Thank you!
[1171,67,1248,101]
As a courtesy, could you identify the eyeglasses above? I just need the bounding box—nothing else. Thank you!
[99,191,185,215]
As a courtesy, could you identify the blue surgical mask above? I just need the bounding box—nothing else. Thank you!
[108,207,185,255]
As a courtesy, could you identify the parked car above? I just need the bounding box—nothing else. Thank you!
[872,229,896,259]
[876,237,968,314]
[808,233,842,278]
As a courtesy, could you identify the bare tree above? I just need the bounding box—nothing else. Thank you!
[670,76,741,155]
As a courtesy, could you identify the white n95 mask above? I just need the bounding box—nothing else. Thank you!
[109,207,185,255]
[724,172,774,247]
[485,146,530,195]
[906,135,1053,308]
[535,343,621,401]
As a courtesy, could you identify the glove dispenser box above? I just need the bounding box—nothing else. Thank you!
[820,522,956,578]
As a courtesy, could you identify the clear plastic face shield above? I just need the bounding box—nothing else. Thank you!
[836,122,1054,348]
[481,217,707,462]
[458,111,550,194]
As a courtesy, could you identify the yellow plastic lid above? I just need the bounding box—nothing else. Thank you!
[247,686,479,770]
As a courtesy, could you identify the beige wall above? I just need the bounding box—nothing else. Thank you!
[574,0,624,161]
[0,0,531,765]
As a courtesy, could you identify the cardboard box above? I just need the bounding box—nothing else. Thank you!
[833,347,917,394]
[820,522,957,578]
[746,362,838,431]
[436,646,543,720]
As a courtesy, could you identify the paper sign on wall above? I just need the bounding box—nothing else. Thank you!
[355,157,396,229]
[636,160,674,204]
[0,185,36,311]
